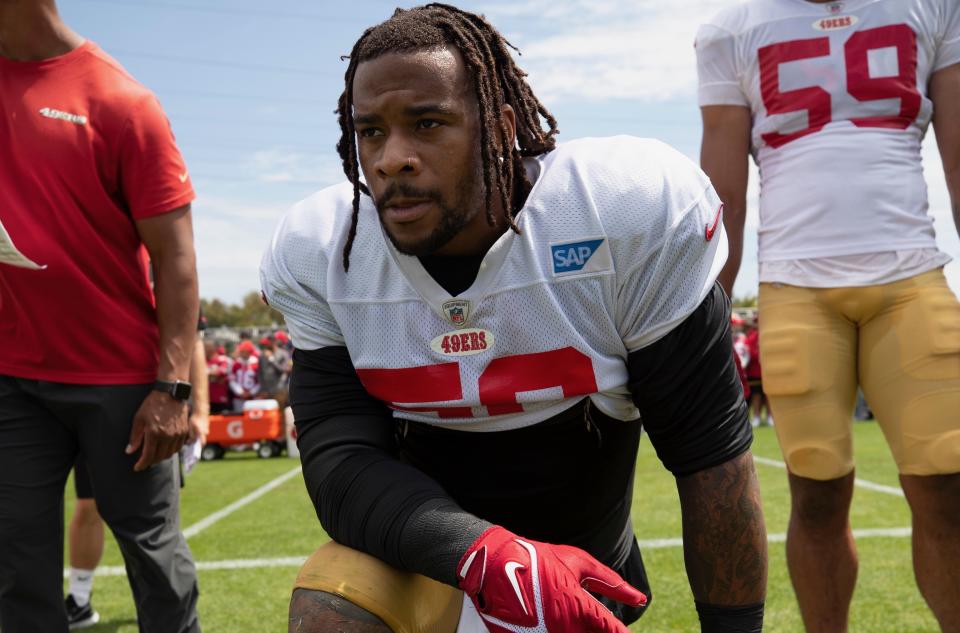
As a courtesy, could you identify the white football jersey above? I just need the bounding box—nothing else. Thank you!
[696,0,960,264]
[260,137,726,432]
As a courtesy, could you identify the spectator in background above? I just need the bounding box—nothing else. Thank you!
[229,341,260,408]
[744,317,770,428]
[257,336,291,409]
[236,330,260,357]
[731,314,751,401]
[0,2,200,631]
[205,340,232,414]
[732,314,750,370]
[274,329,293,353]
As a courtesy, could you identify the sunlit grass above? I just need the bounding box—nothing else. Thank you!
[62,424,935,632]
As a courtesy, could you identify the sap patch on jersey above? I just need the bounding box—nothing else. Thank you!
[550,238,612,277]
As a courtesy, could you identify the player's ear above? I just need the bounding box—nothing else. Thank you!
[499,103,516,153]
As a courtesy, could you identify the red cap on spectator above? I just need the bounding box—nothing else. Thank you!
[731,314,745,326]
[259,336,272,346]
[237,341,257,354]
[274,331,290,343]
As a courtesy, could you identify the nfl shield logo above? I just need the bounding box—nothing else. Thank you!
[827,2,843,13]
[442,299,470,328]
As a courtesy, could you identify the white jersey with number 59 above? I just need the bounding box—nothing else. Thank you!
[696,0,960,263]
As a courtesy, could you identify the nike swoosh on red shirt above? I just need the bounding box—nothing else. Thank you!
[705,203,724,241]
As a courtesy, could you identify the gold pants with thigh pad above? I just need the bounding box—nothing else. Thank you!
[294,541,463,633]
[759,269,960,480]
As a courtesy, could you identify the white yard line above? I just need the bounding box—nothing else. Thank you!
[636,527,911,549]
[82,527,914,577]
[182,465,303,539]
[71,557,310,577]
[752,455,905,497]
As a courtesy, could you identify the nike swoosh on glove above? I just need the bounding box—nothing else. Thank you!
[457,526,647,633]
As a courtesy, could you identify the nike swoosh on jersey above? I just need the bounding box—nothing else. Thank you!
[705,203,724,241]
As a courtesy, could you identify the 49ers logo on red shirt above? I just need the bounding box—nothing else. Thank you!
[431,328,495,356]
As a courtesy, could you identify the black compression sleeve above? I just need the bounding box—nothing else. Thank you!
[627,284,752,477]
[289,347,487,585]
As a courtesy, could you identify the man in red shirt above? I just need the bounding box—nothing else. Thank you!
[229,341,261,408]
[0,2,200,631]
[744,320,769,427]
[205,340,232,414]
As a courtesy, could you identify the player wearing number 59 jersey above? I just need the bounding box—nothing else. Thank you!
[263,5,767,633]
[697,1,960,631]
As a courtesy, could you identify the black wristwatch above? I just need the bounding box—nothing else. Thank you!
[153,379,192,401]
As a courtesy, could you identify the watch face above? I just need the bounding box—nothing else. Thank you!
[172,381,192,401]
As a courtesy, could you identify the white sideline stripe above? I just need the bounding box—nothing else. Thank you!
[635,527,912,549]
[77,528,914,578]
[752,455,905,498]
[182,465,303,539]
[67,557,309,578]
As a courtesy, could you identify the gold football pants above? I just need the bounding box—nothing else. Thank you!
[294,541,463,633]
[759,268,960,480]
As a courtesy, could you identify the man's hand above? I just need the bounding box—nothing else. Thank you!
[188,409,209,446]
[126,391,190,471]
[457,526,646,633]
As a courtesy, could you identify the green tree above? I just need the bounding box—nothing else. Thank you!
[201,292,283,327]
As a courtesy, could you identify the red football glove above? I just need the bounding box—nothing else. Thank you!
[457,526,647,633]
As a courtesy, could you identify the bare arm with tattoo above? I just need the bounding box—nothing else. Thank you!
[628,285,768,630]
[677,451,768,605]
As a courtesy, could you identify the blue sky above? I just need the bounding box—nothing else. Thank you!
[60,0,959,302]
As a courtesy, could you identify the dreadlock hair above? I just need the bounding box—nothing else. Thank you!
[336,3,559,271]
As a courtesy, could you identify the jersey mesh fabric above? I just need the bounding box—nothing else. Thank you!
[696,0,960,266]
[261,137,725,431]
[0,41,194,383]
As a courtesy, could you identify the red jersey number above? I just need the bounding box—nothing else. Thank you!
[759,24,920,148]
[759,37,832,148]
[845,25,920,129]
[357,347,598,419]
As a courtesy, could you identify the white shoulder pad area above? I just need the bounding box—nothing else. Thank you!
[539,137,725,351]
[695,1,763,107]
[259,182,357,350]
[540,136,714,257]
[935,0,960,71]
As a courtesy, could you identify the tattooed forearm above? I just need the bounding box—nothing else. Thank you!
[676,450,767,604]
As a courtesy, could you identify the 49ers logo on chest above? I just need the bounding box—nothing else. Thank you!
[431,328,495,357]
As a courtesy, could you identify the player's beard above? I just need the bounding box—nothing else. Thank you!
[374,163,483,257]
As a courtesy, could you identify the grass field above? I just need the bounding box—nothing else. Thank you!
[64,422,940,632]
